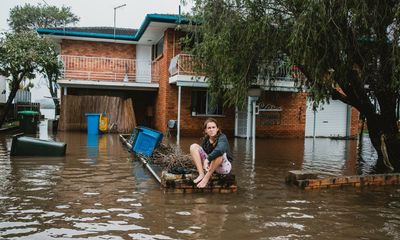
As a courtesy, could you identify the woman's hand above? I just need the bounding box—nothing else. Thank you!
[203,159,210,171]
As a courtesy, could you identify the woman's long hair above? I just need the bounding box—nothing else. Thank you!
[202,118,222,145]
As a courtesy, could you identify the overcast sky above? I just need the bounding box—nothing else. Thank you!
[1,0,192,33]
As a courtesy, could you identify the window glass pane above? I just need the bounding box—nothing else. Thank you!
[152,45,156,60]
[152,37,164,60]
[192,90,223,115]
[207,94,217,114]
[205,92,223,115]
[156,37,164,57]
[217,96,223,115]
[197,91,207,114]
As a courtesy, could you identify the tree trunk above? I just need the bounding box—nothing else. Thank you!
[0,86,19,128]
[48,81,60,116]
[366,115,400,172]
[47,73,60,117]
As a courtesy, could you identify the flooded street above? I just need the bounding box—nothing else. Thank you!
[0,128,399,239]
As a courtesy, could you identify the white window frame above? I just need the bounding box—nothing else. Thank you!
[192,91,224,117]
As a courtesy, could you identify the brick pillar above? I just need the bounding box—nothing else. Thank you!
[154,29,182,133]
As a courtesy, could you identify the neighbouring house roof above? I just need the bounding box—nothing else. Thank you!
[42,27,138,36]
[37,13,190,42]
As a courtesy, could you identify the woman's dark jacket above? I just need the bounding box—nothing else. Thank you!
[201,133,233,162]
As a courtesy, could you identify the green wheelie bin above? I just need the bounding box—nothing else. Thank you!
[18,111,40,134]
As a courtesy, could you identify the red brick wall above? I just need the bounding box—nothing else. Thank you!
[60,40,136,81]
[154,29,186,133]
[61,40,135,58]
[153,29,235,136]
[153,34,169,133]
[256,92,307,138]
[178,87,235,137]
[169,88,305,138]
[58,31,359,139]
[154,28,308,138]
[350,107,360,138]
[166,30,183,127]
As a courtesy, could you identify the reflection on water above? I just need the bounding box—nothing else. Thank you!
[86,134,99,160]
[303,138,362,175]
[303,136,378,176]
[0,131,399,239]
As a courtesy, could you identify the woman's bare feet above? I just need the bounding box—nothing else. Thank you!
[196,175,210,188]
[193,173,205,184]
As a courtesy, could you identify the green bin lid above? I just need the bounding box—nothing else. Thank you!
[18,111,40,115]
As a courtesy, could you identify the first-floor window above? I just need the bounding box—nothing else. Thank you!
[152,36,164,60]
[191,90,223,116]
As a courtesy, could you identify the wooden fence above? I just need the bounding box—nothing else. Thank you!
[58,95,136,133]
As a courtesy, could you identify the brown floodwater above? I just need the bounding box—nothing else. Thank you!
[0,122,399,239]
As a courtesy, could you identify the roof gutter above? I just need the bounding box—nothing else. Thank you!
[37,28,136,41]
[37,14,189,42]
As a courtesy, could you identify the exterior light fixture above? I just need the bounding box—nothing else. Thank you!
[247,86,262,97]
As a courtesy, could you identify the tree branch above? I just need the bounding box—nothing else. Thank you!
[331,88,354,106]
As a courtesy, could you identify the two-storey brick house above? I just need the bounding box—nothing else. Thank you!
[38,14,359,138]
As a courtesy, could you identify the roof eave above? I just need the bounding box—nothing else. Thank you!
[37,14,189,42]
[37,28,136,41]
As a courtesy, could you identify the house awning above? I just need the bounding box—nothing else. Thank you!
[57,79,158,91]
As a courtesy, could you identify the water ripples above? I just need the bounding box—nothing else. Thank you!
[0,133,399,239]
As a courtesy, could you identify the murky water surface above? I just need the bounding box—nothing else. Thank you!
[0,125,399,239]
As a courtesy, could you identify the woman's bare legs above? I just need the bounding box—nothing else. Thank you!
[190,144,204,183]
[197,156,223,188]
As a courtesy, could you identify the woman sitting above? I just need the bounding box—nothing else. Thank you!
[190,118,233,188]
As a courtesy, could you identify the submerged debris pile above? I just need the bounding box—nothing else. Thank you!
[143,144,196,174]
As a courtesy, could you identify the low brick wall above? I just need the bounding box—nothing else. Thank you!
[161,171,237,193]
[286,170,400,190]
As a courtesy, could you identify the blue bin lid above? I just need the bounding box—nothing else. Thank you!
[137,126,163,134]
[85,113,101,116]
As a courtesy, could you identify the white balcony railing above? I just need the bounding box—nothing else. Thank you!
[169,54,302,85]
[60,55,160,82]
[255,62,302,85]
[169,54,201,76]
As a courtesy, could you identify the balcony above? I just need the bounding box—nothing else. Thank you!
[60,55,160,83]
[169,54,300,92]
[255,62,302,92]
[169,54,201,76]
[168,54,206,87]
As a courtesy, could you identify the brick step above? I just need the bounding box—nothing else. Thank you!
[286,170,400,190]
[161,171,237,193]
